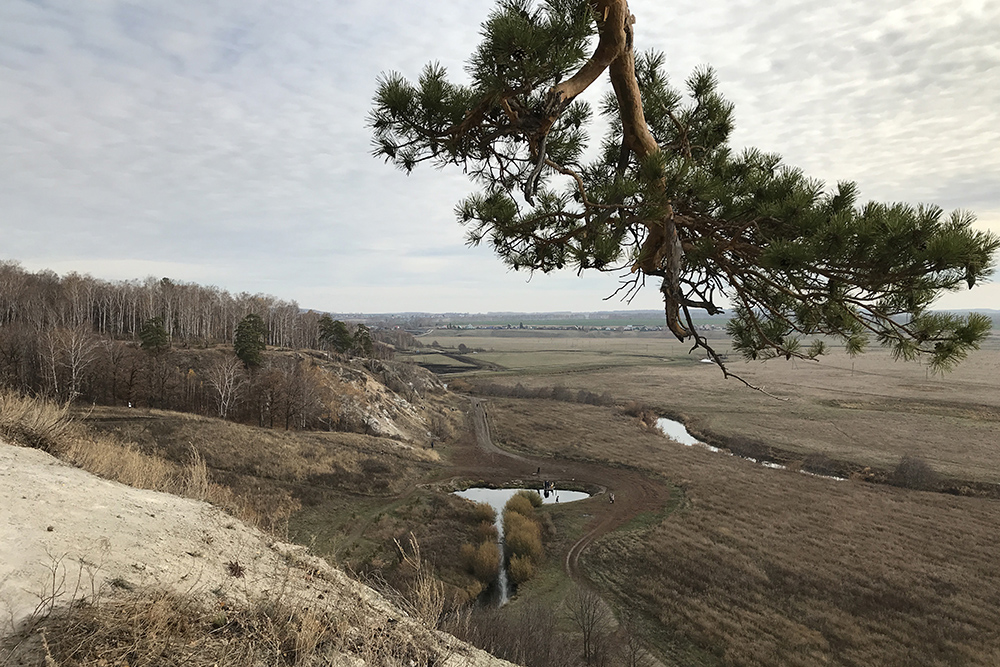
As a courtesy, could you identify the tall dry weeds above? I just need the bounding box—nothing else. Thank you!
[2,584,444,667]
[0,390,72,452]
[393,533,445,629]
[1,390,297,535]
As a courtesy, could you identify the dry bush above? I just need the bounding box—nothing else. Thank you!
[459,542,476,567]
[446,378,473,393]
[891,454,941,490]
[458,539,501,595]
[473,519,499,543]
[502,494,544,574]
[619,401,658,430]
[619,401,648,418]
[444,602,577,667]
[551,385,574,401]
[469,541,501,583]
[503,513,543,563]
[508,554,536,585]
[464,380,614,407]
[566,588,614,666]
[0,389,72,452]
[503,493,535,519]
[470,501,497,524]
[515,489,543,508]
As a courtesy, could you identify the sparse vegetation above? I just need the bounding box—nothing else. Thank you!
[2,580,456,667]
[479,385,1000,664]
[890,453,941,491]
[444,602,578,667]
[464,379,615,407]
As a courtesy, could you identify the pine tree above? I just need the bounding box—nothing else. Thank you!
[318,316,354,354]
[234,313,267,369]
[139,317,169,355]
[370,0,999,383]
[352,323,374,358]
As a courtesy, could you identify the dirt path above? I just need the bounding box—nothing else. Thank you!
[456,397,672,582]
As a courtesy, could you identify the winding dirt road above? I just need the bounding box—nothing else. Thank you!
[456,397,673,582]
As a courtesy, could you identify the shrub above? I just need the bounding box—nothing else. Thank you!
[890,454,941,490]
[470,501,497,524]
[473,520,498,543]
[462,541,500,584]
[504,493,536,519]
[551,385,574,401]
[508,554,537,585]
[460,543,476,568]
[443,602,578,667]
[504,513,543,563]
[471,541,501,583]
[447,378,472,392]
[516,489,543,508]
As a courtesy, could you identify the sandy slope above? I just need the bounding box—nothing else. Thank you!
[0,440,510,666]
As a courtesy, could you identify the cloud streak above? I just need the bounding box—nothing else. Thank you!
[2,0,998,313]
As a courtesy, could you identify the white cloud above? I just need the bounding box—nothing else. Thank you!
[1,0,998,315]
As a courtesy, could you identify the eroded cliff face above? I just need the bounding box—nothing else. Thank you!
[321,357,461,444]
[328,360,435,438]
[0,440,512,667]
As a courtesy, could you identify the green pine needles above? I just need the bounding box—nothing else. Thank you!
[370,0,998,383]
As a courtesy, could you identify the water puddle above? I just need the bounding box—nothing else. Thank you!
[454,486,590,604]
[656,417,845,481]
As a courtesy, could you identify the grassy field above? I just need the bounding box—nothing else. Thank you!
[442,329,1000,665]
[420,329,1000,482]
[25,325,1000,665]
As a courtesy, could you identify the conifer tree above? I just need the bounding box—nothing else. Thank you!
[352,323,374,358]
[318,316,354,355]
[234,313,267,369]
[139,317,169,355]
[370,0,999,383]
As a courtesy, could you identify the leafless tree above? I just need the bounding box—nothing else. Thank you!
[567,588,612,665]
[205,355,246,419]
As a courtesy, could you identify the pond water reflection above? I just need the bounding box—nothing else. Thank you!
[454,486,590,509]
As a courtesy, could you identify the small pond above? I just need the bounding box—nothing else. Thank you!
[454,486,590,510]
[454,486,591,605]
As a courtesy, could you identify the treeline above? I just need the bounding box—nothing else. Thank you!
[0,261,427,431]
[0,260,423,350]
[450,378,614,407]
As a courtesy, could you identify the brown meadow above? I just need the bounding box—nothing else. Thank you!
[426,329,1000,665]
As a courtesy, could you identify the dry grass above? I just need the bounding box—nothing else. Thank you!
[0,391,299,534]
[462,336,1000,483]
[485,394,1000,665]
[77,405,440,497]
[0,391,73,453]
[1,581,454,667]
[409,330,700,374]
[0,390,488,666]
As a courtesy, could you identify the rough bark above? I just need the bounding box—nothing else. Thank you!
[561,0,689,338]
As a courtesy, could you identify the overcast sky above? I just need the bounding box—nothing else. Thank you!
[2,0,999,315]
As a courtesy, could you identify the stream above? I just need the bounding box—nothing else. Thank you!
[656,417,846,480]
[454,486,589,604]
